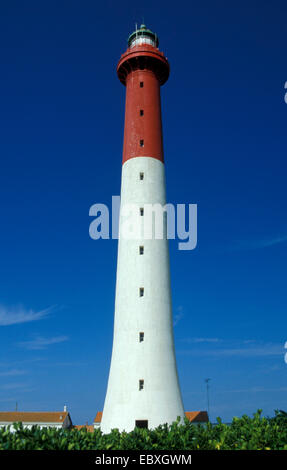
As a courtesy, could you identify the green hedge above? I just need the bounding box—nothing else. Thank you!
[0,410,286,450]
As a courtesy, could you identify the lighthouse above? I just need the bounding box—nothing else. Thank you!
[100,25,185,433]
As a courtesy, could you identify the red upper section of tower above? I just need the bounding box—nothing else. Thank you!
[117,29,169,165]
[117,44,169,87]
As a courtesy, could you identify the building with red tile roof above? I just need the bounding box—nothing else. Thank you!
[73,424,94,432]
[0,409,72,430]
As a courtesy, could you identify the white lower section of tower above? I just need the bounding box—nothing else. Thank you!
[101,156,184,433]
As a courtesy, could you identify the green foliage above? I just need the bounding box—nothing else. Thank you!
[0,410,286,450]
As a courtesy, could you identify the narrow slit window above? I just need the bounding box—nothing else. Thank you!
[140,207,144,216]
[140,109,144,116]
[139,287,144,297]
[139,246,144,255]
[139,332,144,342]
[139,379,144,390]
[139,172,144,180]
[140,82,144,88]
[140,139,144,147]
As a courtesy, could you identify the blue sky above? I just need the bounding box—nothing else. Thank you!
[0,0,286,425]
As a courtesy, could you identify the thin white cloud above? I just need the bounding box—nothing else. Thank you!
[208,345,283,358]
[17,336,69,350]
[230,235,287,251]
[0,382,29,390]
[219,386,287,394]
[178,339,284,358]
[254,235,287,248]
[0,358,46,368]
[0,397,19,403]
[173,306,184,326]
[0,369,27,377]
[0,305,56,326]
[181,337,221,344]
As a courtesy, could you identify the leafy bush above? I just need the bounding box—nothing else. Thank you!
[0,410,286,450]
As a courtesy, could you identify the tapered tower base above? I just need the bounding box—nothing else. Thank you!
[101,25,184,433]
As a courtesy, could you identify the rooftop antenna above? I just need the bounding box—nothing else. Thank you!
[205,378,211,417]
[15,401,18,411]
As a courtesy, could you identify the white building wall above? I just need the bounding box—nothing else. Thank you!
[0,423,63,432]
[101,157,184,433]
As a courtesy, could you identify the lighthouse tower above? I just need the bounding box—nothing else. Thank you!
[101,25,185,433]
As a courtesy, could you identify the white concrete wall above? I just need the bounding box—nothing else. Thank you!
[101,156,184,433]
[0,423,63,432]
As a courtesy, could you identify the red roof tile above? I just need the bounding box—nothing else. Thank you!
[185,411,209,423]
[74,425,94,432]
[0,411,69,424]
[94,411,102,423]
